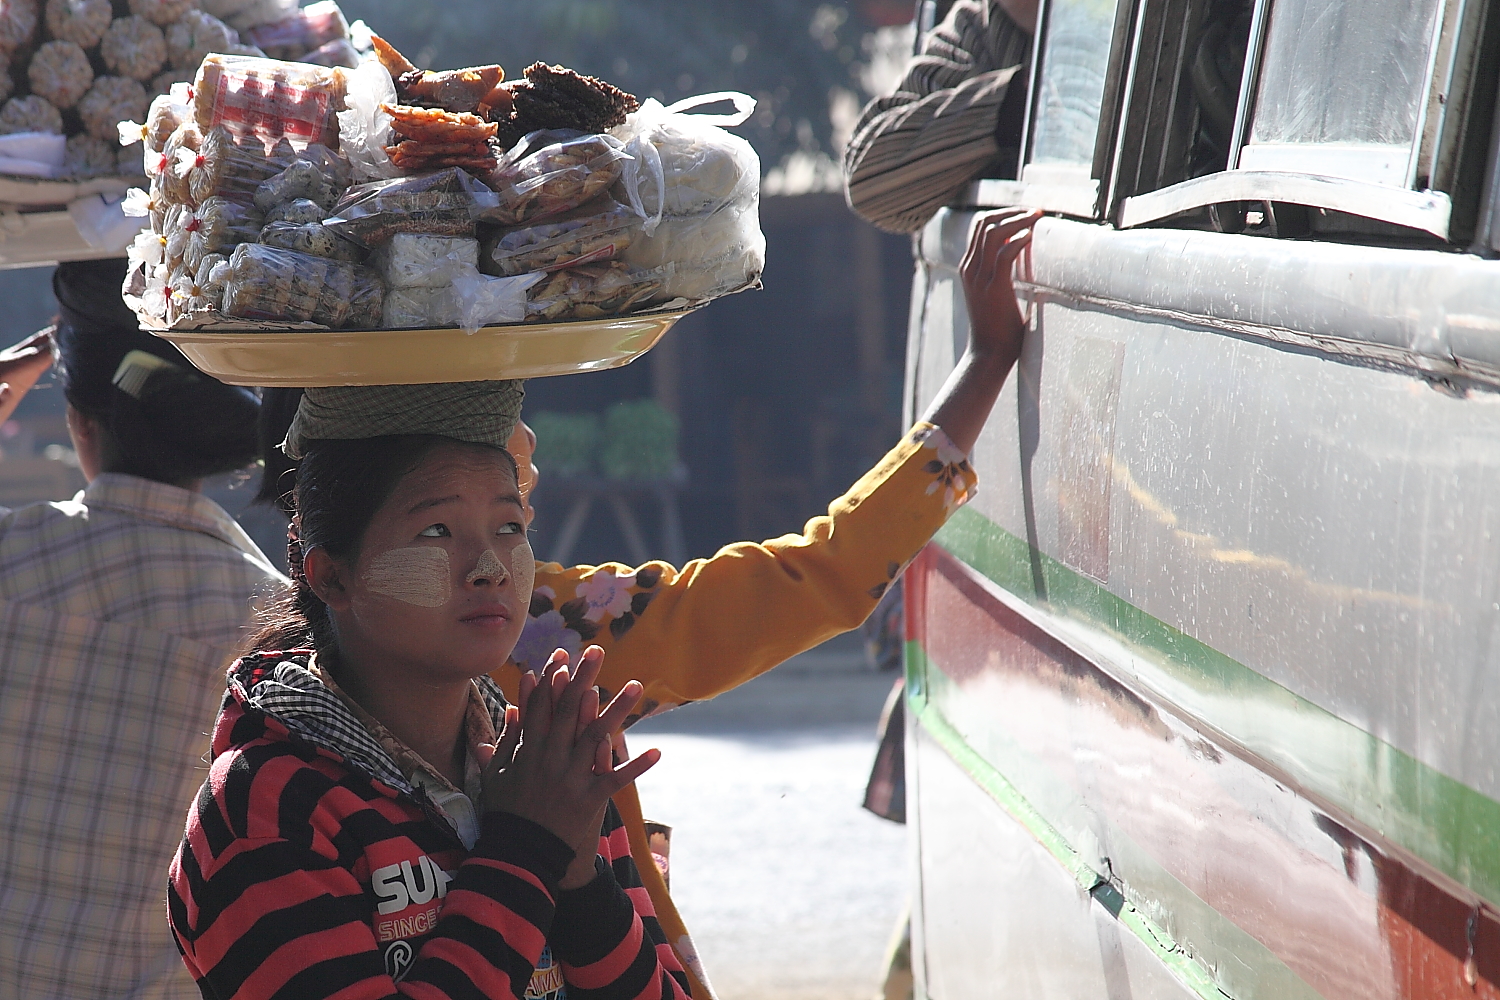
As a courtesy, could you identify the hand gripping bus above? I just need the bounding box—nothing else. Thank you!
[902,0,1500,997]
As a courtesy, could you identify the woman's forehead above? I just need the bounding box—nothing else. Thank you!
[385,444,520,508]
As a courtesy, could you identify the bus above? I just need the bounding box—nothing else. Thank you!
[902,0,1500,996]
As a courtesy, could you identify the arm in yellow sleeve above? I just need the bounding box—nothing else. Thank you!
[495,422,976,717]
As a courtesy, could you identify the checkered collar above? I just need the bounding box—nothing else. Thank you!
[80,473,268,562]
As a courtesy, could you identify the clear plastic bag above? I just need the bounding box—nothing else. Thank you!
[193,53,346,150]
[263,196,324,224]
[370,233,478,288]
[335,57,398,182]
[117,85,191,166]
[484,195,636,276]
[324,166,496,247]
[382,266,543,332]
[252,153,346,212]
[242,0,346,59]
[610,93,764,303]
[173,195,263,271]
[175,125,305,205]
[258,220,363,260]
[484,130,628,226]
[525,261,668,322]
[217,242,383,327]
[381,285,456,329]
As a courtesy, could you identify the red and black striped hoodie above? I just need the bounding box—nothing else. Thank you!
[168,651,691,1000]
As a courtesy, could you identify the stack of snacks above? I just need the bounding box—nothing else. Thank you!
[381,103,497,173]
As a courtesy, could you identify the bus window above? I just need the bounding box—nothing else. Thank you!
[1237,0,1444,186]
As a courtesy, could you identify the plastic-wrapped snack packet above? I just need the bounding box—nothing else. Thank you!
[612,94,764,302]
[0,95,62,135]
[370,233,477,288]
[78,76,149,141]
[252,153,346,212]
[182,195,263,270]
[29,40,92,109]
[323,166,496,248]
[46,0,111,47]
[193,53,346,149]
[129,0,195,26]
[258,219,362,260]
[263,196,323,224]
[117,85,191,168]
[219,242,382,327]
[157,120,200,201]
[65,134,116,176]
[0,0,39,53]
[170,266,217,316]
[122,176,171,230]
[101,15,167,82]
[525,260,667,322]
[484,130,628,226]
[381,286,455,329]
[451,266,543,333]
[484,196,635,276]
[177,125,308,205]
[242,0,346,60]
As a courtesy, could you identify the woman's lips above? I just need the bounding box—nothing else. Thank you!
[459,605,512,625]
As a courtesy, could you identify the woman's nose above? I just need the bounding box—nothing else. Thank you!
[465,549,508,587]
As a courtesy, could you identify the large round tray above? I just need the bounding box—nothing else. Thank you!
[150,310,692,387]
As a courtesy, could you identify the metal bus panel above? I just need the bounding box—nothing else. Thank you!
[906,209,1500,999]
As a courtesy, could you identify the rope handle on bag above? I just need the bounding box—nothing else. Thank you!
[661,92,757,126]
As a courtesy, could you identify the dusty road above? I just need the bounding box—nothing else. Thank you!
[630,637,907,1000]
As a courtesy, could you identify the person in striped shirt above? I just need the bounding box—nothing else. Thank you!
[168,398,688,1000]
[843,0,1040,234]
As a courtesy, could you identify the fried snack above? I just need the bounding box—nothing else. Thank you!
[45,0,110,46]
[0,94,61,134]
[102,16,168,81]
[371,233,477,288]
[496,62,637,150]
[219,242,383,327]
[167,10,236,70]
[128,0,194,26]
[400,65,504,115]
[324,166,495,247]
[381,102,499,172]
[64,134,115,175]
[0,0,38,52]
[193,53,345,149]
[79,75,149,140]
[484,131,626,226]
[525,260,664,322]
[27,39,91,109]
[485,197,634,276]
[258,220,362,260]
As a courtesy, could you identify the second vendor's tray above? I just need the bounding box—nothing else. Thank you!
[151,310,693,386]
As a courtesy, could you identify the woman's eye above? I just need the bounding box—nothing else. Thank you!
[498,522,523,535]
[418,524,450,538]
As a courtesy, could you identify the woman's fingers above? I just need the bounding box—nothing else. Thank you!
[494,703,522,765]
[596,679,645,735]
[598,747,661,796]
[554,645,604,732]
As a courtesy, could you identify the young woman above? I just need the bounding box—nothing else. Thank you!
[248,209,1039,995]
[168,420,688,1000]
[0,259,277,1000]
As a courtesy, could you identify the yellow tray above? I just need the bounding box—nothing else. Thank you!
[150,310,691,387]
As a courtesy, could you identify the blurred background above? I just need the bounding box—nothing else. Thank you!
[0,0,925,572]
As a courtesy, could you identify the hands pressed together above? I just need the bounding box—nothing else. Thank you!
[477,646,659,890]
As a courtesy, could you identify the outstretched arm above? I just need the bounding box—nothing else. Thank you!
[503,211,1040,715]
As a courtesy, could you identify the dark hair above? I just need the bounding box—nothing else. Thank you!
[249,435,518,658]
[254,386,304,518]
[52,259,259,485]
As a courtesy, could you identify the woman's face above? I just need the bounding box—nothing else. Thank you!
[329,441,535,683]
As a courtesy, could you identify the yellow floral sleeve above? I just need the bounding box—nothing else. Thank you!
[491,421,976,715]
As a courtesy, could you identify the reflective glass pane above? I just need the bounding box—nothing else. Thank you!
[1030,0,1121,166]
[1245,0,1442,183]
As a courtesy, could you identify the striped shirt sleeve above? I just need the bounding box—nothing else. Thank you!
[548,805,691,1000]
[170,807,573,1000]
[842,0,1033,234]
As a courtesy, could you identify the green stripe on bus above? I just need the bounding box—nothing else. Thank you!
[909,670,1306,1000]
[933,506,1500,907]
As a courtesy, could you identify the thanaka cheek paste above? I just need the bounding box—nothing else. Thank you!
[363,547,451,608]
[511,542,535,603]
[466,548,506,585]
